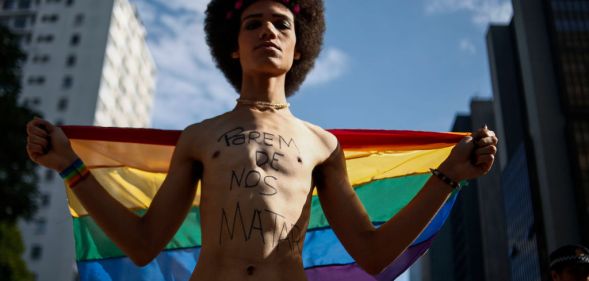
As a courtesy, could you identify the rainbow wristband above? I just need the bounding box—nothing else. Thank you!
[59,158,90,189]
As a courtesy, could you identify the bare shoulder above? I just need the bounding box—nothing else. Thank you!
[299,120,339,165]
[177,113,231,161]
[182,113,230,135]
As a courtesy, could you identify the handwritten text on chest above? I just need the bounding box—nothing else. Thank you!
[216,126,304,255]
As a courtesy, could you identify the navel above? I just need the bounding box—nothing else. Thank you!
[246,265,255,275]
[212,150,220,159]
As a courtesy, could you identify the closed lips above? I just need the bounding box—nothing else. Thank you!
[255,42,281,50]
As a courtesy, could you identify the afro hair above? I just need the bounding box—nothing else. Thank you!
[204,0,325,96]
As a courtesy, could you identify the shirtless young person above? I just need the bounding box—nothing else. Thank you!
[26,0,498,280]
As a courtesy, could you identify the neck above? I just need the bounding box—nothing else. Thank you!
[239,74,287,103]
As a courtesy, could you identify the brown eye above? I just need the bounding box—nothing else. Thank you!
[274,20,291,30]
[244,20,262,30]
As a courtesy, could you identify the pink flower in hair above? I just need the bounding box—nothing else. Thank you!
[293,4,300,14]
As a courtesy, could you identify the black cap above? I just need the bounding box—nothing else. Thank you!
[549,244,589,270]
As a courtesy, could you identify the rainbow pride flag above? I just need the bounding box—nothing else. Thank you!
[61,126,467,281]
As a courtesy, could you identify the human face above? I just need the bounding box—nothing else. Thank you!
[552,265,589,281]
[235,0,300,77]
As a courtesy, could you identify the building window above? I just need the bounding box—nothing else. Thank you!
[73,14,83,26]
[57,97,68,111]
[30,245,42,260]
[40,193,50,207]
[27,76,45,85]
[17,33,32,45]
[70,33,80,46]
[3,0,16,9]
[21,33,32,45]
[65,0,73,6]
[31,97,41,105]
[66,54,76,67]
[62,76,72,89]
[36,34,54,43]
[14,16,28,28]
[34,218,46,235]
[18,0,31,9]
[32,54,49,64]
[41,14,58,23]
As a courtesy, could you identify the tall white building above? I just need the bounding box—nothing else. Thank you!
[0,0,156,280]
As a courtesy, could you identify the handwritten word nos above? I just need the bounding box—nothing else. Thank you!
[230,168,278,196]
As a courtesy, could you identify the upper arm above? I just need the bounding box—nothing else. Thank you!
[142,125,202,252]
[313,138,377,268]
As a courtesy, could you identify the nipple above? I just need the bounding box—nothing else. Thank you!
[246,265,255,275]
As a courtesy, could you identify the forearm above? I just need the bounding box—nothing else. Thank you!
[70,173,153,264]
[26,119,177,265]
[363,173,453,274]
[317,128,497,275]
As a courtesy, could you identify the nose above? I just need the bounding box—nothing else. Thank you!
[259,21,278,40]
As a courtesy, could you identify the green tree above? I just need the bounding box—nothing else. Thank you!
[0,224,34,281]
[0,24,40,281]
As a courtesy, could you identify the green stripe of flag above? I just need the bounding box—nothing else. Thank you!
[73,174,430,261]
[73,208,202,261]
[307,173,429,229]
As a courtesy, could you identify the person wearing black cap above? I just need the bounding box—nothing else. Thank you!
[550,244,589,281]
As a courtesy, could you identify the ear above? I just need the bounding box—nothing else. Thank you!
[551,271,559,281]
[231,51,240,59]
[294,51,301,60]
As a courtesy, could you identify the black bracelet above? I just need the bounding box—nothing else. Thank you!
[430,168,461,190]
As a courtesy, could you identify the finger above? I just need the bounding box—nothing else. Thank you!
[27,124,49,138]
[27,118,47,135]
[29,118,55,134]
[476,136,499,147]
[472,127,496,140]
[28,134,49,148]
[459,136,477,154]
[476,145,497,155]
[460,135,474,145]
[475,154,495,167]
[479,130,496,141]
[26,119,40,134]
[477,136,498,147]
[27,143,45,157]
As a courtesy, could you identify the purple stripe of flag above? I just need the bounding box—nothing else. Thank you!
[304,236,435,281]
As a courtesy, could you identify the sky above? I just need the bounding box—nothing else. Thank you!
[128,0,513,279]
[130,0,513,133]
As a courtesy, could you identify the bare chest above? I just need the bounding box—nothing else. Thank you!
[202,125,316,193]
[195,122,322,257]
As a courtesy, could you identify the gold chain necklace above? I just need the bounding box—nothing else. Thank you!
[236,98,290,110]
